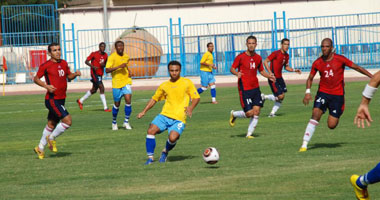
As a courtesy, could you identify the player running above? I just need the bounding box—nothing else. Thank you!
[33,42,81,159]
[196,42,218,104]
[350,70,380,200]
[229,35,275,139]
[106,41,133,130]
[299,38,372,152]
[137,60,200,165]
[263,38,301,117]
[77,42,111,112]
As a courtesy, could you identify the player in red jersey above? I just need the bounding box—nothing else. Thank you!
[77,42,111,112]
[229,35,275,138]
[299,38,372,152]
[33,42,81,159]
[263,38,301,117]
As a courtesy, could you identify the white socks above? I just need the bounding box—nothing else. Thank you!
[265,94,277,101]
[302,119,319,148]
[247,116,259,137]
[38,125,53,150]
[49,122,70,140]
[80,91,92,103]
[233,110,246,118]
[100,94,108,109]
[270,102,282,115]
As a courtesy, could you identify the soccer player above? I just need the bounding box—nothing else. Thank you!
[350,70,380,200]
[263,38,301,117]
[77,42,111,112]
[137,60,200,165]
[197,42,218,104]
[33,42,81,159]
[105,40,133,130]
[299,38,372,152]
[229,35,276,138]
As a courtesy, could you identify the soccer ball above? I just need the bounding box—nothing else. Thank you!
[203,147,219,164]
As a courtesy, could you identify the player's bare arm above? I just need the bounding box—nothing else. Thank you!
[85,60,98,70]
[285,65,301,74]
[354,70,380,128]
[349,63,373,79]
[137,99,157,119]
[67,70,81,80]
[303,73,315,105]
[230,67,243,78]
[185,97,200,118]
[33,75,56,93]
[263,58,273,75]
[259,69,275,82]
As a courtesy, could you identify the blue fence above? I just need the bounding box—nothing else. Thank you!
[2,8,380,84]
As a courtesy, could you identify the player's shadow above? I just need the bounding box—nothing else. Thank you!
[230,133,259,138]
[308,142,345,150]
[168,155,196,162]
[205,165,220,169]
[200,102,215,104]
[49,152,72,158]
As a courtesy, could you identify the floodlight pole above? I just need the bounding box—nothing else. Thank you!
[103,0,109,50]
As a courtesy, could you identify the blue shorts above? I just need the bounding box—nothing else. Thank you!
[268,77,287,97]
[112,84,132,102]
[200,71,216,87]
[313,91,345,118]
[239,87,264,112]
[45,99,69,123]
[151,114,186,135]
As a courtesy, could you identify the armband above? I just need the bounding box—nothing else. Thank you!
[362,84,378,99]
[305,89,311,94]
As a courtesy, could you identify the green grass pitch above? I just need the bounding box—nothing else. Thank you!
[0,81,379,199]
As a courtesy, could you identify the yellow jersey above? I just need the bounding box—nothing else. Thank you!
[152,77,200,123]
[106,52,132,88]
[200,51,214,72]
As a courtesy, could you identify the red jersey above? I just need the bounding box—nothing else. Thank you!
[310,53,353,95]
[36,59,72,100]
[86,51,108,76]
[267,50,289,78]
[231,52,264,90]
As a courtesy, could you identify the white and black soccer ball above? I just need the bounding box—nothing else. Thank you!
[203,147,219,164]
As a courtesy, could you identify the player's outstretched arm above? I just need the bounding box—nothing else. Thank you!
[354,70,380,128]
[33,75,56,93]
[68,70,81,80]
[137,99,157,119]
[303,73,315,105]
[350,63,373,79]
[285,65,301,74]
[185,98,200,118]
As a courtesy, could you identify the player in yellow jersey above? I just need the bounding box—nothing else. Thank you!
[106,41,133,131]
[137,60,200,165]
[197,42,218,104]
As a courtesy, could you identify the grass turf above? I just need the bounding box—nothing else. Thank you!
[0,81,379,199]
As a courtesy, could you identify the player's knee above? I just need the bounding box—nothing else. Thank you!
[147,129,156,135]
[327,123,337,129]
[62,115,72,126]
[169,134,179,143]
[277,94,285,101]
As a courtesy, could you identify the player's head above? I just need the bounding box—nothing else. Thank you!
[167,60,181,81]
[281,38,290,52]
[47,42,61,61]
[207,42,214,52]
[321,38,333,57]
[115,40,124,55]
[246,36,257,52]
[99,42,106,53]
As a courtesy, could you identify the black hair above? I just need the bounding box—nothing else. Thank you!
[115,40,124,48]
[281,38,290,44]
[167,60,182,70]
[321,38,333,47]
[48,42,60,53]
[207,42,213,47]
[99,42,106,47]
[246,35,257,43]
